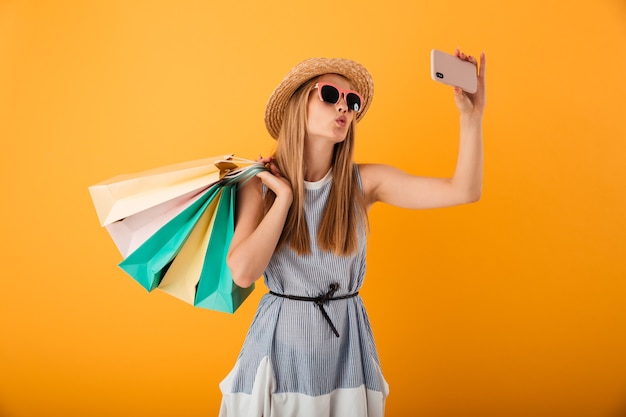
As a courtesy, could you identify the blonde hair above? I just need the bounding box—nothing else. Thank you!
[263,76,368,256]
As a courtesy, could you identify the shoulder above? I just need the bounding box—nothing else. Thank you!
[357,163,394,206]
[357,162,400,181]
[236,175,264,208]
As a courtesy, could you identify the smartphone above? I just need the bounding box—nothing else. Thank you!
[430,49,477,93]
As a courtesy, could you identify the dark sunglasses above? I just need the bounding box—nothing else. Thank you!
[314,82,363,113]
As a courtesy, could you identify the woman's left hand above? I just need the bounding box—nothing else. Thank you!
[453,49,486,118]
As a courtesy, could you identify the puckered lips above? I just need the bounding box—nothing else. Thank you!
[335,115,347,127]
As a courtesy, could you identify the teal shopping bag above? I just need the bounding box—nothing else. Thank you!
[118,184,223,291]
[194,183,254,313]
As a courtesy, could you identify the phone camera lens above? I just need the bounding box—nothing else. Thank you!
[436,72,444,79]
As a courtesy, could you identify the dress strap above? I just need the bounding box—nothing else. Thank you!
[269,283,358,338]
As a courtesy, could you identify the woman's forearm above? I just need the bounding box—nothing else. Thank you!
[451,114,484,203]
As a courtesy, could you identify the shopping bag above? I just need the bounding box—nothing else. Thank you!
[193,183,254,312]
[88,155,249,227]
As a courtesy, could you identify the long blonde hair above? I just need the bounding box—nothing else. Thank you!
[263,76,368,256]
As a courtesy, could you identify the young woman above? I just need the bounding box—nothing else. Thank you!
[220,50,486,416]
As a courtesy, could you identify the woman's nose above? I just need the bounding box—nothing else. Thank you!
[335,94,348,113]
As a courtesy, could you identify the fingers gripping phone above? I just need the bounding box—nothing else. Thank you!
[430,49,477,93]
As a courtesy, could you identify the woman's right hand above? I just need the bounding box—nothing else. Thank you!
[257,156,293,205]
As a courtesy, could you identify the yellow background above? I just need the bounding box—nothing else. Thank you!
[2,1,625,416]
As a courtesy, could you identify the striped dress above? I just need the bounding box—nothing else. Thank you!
[219,168,389,417]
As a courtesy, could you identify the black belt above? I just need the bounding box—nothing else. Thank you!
[269,283,358,338]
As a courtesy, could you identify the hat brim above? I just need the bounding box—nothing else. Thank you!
[264,57,374,140]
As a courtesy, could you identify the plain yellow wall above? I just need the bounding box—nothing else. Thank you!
[2,1,625,416]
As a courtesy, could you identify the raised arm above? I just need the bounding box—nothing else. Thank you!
[227,162,292,288]
[361,50,486,210]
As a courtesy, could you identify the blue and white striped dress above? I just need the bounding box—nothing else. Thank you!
[219,168,389,417]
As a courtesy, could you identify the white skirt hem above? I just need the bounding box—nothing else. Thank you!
[219,356,389,417]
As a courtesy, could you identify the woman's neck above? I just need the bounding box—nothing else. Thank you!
[303,141,334,182]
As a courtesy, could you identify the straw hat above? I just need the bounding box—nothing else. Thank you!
[264,57,374,139]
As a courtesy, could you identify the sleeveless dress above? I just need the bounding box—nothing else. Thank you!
[219,168,389,417]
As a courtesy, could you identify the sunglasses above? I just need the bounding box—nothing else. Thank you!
[314,82,363,113]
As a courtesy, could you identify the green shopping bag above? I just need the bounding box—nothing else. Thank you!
[194,183,254,313]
